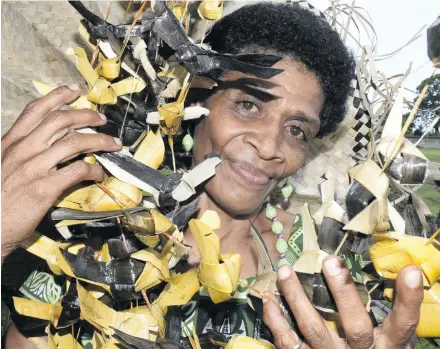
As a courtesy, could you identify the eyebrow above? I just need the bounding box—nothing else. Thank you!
[219,78,321,129]
[217,78,281,102]
[292,112,321,130]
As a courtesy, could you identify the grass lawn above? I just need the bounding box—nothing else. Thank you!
[418,183,440,216]
[416,148,440,215]
[420,148,440,163]
[416,339,440,348]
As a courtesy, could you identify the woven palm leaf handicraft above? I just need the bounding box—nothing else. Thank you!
[3,0,440,347]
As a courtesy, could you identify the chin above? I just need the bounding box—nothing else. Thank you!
[205,179,265,217]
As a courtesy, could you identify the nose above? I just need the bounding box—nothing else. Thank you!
[243,118,285,163]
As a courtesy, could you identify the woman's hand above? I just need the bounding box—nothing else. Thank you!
[263,256,424,349]
[1,85,123,260]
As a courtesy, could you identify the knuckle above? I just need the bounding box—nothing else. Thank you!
[63,132,83,148]
[348,326,373,345]
[47,110,67,126]
[84,109,101,121]
[274,331,293,349]
[97,133,113,145]
[301,321,327,345]
[2,176,16,194]
[67,161,91,181]
[20,161,37,180]
[396,320,418,339]
[53,85,71,96]
[23,100,41,117]
[31,180,50,199]
[2,144,18,164]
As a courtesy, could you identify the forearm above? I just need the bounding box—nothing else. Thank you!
[4,324,37,349]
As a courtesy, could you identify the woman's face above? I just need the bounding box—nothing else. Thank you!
[193,59,324,216]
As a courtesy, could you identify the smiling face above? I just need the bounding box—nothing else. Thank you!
[193,59,324,216]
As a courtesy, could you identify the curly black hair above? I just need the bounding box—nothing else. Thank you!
[204,2,355,138]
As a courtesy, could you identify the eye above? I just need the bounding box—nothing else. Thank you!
[287,125,306,140]
[241,101,254,111]
[237,100,259,114]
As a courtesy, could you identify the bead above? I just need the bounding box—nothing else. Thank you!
[276,239,288,254]
[237,279,248,293]
[184,151,191,157]
[281,184,294,199]
[272,217,278,222]
[182,134,194,152]
[265,205,277,220]
[271,221,284,235]
[283,198,289,204]
[278,258,289,267]
[279,253,286,259]
[277,234,284,239]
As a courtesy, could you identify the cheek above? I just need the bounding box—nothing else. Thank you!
[193,103,242,162]
[282,145,308,176]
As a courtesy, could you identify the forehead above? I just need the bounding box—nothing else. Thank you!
[221,59,324,120]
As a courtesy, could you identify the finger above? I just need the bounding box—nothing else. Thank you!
[10,109,108,163]
[277,265,333,348]
[382,265,423,347]
[262,292,301,349]
[322,256,374,349]
[27,132,122,175]
[1,85,82,150]
[39,160,106,200]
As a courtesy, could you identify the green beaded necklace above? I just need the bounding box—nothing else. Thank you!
[265,183,294,267]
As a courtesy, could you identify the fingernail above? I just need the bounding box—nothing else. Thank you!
[68,84,80,91]
[278,265,291,280]
[405,268,422,288]
[99,113,107,121]
[113,137,122,146]
[324,257,342,276]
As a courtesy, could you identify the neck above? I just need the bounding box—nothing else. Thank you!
[182,191,275,278]
[194,192,262,245]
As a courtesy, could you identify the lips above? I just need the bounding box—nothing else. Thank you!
[228,160,271,186]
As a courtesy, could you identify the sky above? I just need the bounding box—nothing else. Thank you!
[310,0,439,99]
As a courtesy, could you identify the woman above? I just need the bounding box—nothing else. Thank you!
[1,2,423,349]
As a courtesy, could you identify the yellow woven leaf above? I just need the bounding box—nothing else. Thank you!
[155,270,200,308]
[95,57,121,81]
[370,232,440,287]
[225,335,275,349]
[77,282,158,340]
[199,210,221,230]
[56,177,142,212]
[189,217,241,303]
[385,283,440,337]
[151,209,175,234]
[133,130,165,169]
[13,297,62,326]
[132,241,173,291]
[19,232,67,275]
[198,0,224,20]
[53,332,84,349]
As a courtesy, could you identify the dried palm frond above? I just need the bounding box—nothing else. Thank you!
[188,210,241,304]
